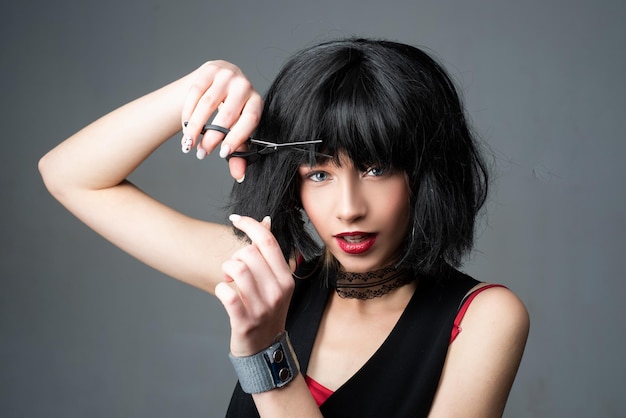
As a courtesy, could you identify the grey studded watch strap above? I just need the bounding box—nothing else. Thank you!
[228,331,300,394]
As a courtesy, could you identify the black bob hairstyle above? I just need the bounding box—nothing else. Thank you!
[229,38,489,278]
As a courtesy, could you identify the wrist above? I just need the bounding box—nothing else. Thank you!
[229,331,300,394]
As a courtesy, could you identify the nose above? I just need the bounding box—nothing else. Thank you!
[335,177,367,223]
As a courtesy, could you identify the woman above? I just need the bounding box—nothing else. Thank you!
[39,38,529,417]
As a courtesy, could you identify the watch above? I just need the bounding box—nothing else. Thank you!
[228,331,300,394]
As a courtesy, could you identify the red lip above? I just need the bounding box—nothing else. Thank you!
[334,232,377,255]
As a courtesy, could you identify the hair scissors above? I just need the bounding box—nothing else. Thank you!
[190,123,326,164]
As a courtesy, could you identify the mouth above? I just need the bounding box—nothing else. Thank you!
[334,232,377,254]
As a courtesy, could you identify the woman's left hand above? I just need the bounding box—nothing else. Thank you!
[215,215,295,357]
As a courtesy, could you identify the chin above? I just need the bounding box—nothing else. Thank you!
[333,253,392,273]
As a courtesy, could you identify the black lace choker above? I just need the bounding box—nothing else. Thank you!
[334,265,414,300]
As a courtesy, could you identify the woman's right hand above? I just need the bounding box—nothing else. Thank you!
[181,60,263,182]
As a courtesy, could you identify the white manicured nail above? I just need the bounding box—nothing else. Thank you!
[219,144,231,159]
[236,174,245,183]
[229,214,241,222]
[181,137,193,154]
[196,148,207,160]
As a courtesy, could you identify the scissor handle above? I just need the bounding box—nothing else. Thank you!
[226,148,262,163]
[200,124,230,136]
[182,122,231,136]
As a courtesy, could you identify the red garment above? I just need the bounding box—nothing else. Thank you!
[450,284,505,343]
[305,283,505,406]
[305,375,334,407]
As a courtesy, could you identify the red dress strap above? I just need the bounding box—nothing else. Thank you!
[450,284,506,343]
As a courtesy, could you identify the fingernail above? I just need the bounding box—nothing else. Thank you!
[219,144,231,159]
[262,216,271,227]
[181,136,193,153]
[236,174,245,183]
[196,147,207,160]
[229,214,241,222]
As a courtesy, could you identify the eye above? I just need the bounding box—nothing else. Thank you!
[307,171,329,182]
[365,166,386,177]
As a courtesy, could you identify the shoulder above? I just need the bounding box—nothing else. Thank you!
[429,284,530,417]
[464,284,530,333]
[455,284,530,359]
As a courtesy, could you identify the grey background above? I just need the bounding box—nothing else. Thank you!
[1,0,624,417]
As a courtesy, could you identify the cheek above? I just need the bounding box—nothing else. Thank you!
[377,181,411,230]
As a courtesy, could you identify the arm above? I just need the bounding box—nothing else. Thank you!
[217,216,323,417]
[40,61,319,416]
[429,286,530,417]
[38,61,263,293]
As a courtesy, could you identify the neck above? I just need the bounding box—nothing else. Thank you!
[333,264,416,300]
[329,279,417,315]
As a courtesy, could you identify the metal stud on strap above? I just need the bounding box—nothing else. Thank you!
[228,331,300,394]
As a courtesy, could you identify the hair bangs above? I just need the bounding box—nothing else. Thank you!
[290,59,413,172]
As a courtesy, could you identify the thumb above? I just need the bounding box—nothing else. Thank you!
[261,215,271,231]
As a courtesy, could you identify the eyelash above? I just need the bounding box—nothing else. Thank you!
[366,166,386,177]
[306,171,329,182]
[304,166,387,182]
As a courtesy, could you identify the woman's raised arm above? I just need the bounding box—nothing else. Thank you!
[38,61,263,293]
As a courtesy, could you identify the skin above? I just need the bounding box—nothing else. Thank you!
[39,60,529,417]
[298,155,411,274]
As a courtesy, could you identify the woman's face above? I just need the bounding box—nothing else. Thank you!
[298,154,411,273]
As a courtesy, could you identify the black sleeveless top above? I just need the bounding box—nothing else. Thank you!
[225,262,479,417]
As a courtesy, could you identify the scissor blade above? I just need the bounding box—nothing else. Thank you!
[249,139,322,147]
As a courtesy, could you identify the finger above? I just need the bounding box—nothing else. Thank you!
[221,92,263,179]
[222,255,259,283]
[222,256,280,319]
[228,156,247,183]
[228,215,293,286]
[181,62,220,127]
[215,280,281,357]
[214,281,249,326]
[201,80,258,156]
[185,86,227,151]
[215,90,263,156]
[261,215,271,230]
[227,245,281,303]
[183,61,252,154]
[221,259,260,315]
[181,62,224,152]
